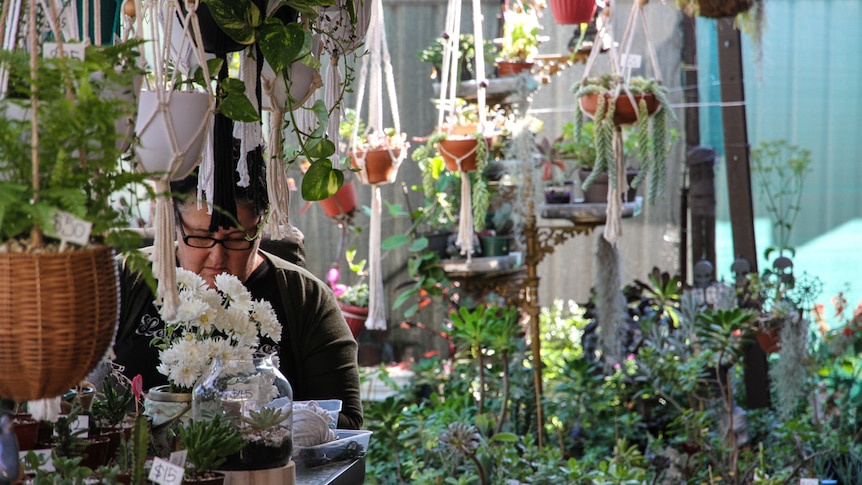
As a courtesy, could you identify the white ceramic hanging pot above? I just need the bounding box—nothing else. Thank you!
[262,35,321,111]
[318,0,373,55]
[134,90,211,180]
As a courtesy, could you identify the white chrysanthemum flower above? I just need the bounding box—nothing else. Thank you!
[253,300,281,343]
[216,273,254,312]
[176,268,208,294]
[171,297,209,326]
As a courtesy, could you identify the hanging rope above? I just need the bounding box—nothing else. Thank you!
[135,0,214,319]
[578,0,662,246]
[346,0,406,331]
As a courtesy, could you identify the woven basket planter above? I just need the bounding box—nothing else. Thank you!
[0,246,119,402]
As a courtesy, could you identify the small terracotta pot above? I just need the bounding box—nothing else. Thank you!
[756,329,780,354]
[338,301,369,340]
[319,180,359,218]
[549,0,598,24]
[80,435,112,469]
[12,414,39,451]
[351,147,402,185]
[497,61,534,77]
[579,92,660,126]
[438,137,489,172]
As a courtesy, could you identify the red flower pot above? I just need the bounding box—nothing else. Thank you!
[756,329,780,354]
[496,61,534,77]
[549,0,597,25]
[319,180,358,218]
[579,92,660,126]
[338,301,368,339]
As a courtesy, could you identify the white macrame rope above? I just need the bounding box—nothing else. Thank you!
[233,48,263,188]
[366,186,386,330]
[456,172,473,255]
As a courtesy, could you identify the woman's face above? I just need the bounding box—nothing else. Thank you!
[174,201,264,287]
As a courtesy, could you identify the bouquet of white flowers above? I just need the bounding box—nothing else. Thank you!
[151,268,282,392]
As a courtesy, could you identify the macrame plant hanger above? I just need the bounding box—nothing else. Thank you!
[348,0,405,332]
[437,0,488,259]
[578,0,661,246]
[134,0,215,319]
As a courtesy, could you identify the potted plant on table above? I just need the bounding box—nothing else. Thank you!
[0,26,152,403]
[178,414,246,484]
[329,249,371,339]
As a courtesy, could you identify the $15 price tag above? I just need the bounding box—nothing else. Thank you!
[149,457,184,485]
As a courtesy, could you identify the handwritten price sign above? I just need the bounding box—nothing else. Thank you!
[42,42,86,61]
[45,210,92,247]
[149,457,184,485]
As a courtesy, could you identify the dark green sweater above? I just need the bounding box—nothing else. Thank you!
[114,250,362,429]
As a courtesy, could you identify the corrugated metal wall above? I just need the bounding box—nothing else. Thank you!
[290,0,687,355]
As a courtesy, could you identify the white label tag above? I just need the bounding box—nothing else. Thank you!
[620,54,642,69]
[71,415,89,437]
[149,457,184,485]
[799,480,819,485]
[169,449,187,468]
[55,2,80,42]
[43,42,86,61]
[21,449,54,472]
[46,209,92,246]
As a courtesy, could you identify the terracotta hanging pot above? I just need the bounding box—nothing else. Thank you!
[351,147,402,185]
[549,0,598,25]
[497,61,534,77]
[579,92,660,126]
[755,328,780,354]
[319,180,359,218]
[696,0,754,18]
[438,136,489,172]
[134,90,211,181]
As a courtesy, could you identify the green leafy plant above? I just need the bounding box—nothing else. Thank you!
[202,0,359,201]
[417,33,498,81]
[496,6,542,63]
[0,40,152,256]
[90,377,133,429]
[177,414,246,478]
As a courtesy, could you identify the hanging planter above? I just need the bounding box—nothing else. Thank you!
[692,0,754,18]
[319,179,359,218]
[579,91,661,126]
[438,135,489,172]
[496,60,534,77]
[350,147,403,185]
[134,90,212,180]
[0,247,119,402]
[549,0,598,25]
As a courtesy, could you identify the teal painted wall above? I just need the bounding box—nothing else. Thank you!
[701,1,862,310]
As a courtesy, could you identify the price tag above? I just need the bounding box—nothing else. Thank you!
[44,209,92,247]
[21,449,54,473]
[169,450,187,468]
[620,54,642,69]
[71,415,89,438]
[148,457,184,485]
[43,42,86,61]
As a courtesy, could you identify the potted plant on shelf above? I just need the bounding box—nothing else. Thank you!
[479,203,516,257]
[0,28,152,403]
[495,4,543,77]
[329,249,371,339]
[536,137,573,204]
[339,108,409,185]
[178,414,246,484]
[572,74,674,204]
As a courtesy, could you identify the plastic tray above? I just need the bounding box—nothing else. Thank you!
[292,429,372,468]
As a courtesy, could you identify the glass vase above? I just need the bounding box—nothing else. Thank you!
[192,354,294,470]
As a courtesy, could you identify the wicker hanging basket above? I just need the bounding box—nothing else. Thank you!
[0,246,119,402]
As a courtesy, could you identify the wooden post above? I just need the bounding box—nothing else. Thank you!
[716,17,769,409]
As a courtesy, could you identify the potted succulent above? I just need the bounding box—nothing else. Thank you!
[479,203,516,257]
[177,414,246,484]
[339,108,409,185]
[536,137,573,204]
[573,74,674,204]
[0,27,152,403]
[495,5,543,77]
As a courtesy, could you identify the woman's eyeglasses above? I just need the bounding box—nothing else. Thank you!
[176,216,262,250]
